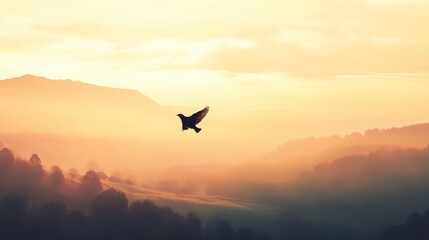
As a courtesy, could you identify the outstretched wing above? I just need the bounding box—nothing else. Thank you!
[190,106,209,124]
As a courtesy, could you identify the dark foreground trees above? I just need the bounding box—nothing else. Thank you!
[379,210,429,240]
[0,189,270,240]
[0,147,269,240]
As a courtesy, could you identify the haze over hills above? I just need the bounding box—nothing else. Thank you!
[2,75,429,240]
[1,75,429,184]
[3,75,429,196]
[222,123,429,184]
[3,122,429,240]
[0,75,279,181]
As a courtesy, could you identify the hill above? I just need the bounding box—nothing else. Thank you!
[0,75,167,137]
[222,123,429,183]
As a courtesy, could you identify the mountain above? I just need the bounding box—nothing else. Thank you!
[215,124,429,191]
[0,75,168,137]
[0,74,159,108]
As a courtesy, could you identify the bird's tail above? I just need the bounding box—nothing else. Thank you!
[194,127,201,133]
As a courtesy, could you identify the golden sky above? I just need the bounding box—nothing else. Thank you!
[0,0,428,111]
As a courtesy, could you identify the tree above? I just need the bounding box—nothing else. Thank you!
[205,218,236,240]
[29,154,43,170]
[28,153,45,180]
[0,193,28,239]
[49,166,65,189]
[80,170,102,196]
[91,189,128,221]
[0,148,14,179]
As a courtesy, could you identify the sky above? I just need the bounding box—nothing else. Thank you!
[0,0,428,112]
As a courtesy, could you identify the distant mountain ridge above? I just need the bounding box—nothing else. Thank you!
[271,122,429,162]
[224,123,429,183]
[0,74,160,109]
[0,74,169,137]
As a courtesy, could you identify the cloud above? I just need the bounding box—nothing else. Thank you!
[2,0,428,78]
[196,0,429,76]
[271,28,332,49]
[48,39,117,53]
[117,38,256,69]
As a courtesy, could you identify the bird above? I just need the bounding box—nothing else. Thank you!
[177,106,209,133]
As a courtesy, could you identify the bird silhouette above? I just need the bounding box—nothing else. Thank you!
[177,106,209,133]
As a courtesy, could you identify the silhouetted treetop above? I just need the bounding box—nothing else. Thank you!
[80,170,102,196]
[49,166,65,189]
[91,188,128,220]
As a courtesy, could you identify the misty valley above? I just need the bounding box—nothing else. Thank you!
[2,76,429,239]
